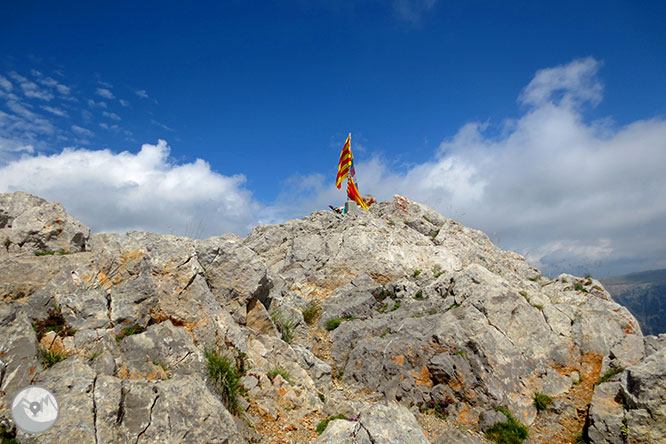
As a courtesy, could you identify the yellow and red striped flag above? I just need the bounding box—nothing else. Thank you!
[335,133,352,189]
[346,177,369,210]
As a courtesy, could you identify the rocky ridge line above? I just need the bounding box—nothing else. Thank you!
[1,191,664,443]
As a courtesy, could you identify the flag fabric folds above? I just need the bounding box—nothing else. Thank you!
[335,133,352,189]
[346,177,369,210]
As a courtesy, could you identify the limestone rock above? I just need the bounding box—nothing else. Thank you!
[1,191,659,443]
[314,402,429,444]
[0,191,90,254]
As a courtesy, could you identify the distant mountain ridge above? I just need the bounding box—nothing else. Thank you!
[601,268,666,336]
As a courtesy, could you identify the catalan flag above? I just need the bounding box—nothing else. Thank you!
[335,133,352,189]
[346,177,369,210]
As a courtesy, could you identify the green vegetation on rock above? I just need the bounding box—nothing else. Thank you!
[485,406,529,444]
[205,349,241,414]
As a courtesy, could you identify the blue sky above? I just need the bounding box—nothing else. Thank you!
[1,0,665,277]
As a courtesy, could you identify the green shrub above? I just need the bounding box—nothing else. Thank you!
[413,290,424,300]
[316,414,347,434]
[152,361,168,372]
[267,365,292,384]
[271,311,297,343]
[519,291,528,298]
[431,229,440,239]
[573,282,587,293]
[419,400,449,420]
[325,316,353,331]
[2,238,9,249]
[427,309,438,315]
[446,302,460,311]
[597,367,625,385]
[485,407,529,444]
[41,348,66,369]
[115,324,146,342]
[432,268,443,278]
[34,250,56,256]
[205,350,241,414]
[391,301,401,311]
[413,269,422,277]
[533,392,552,412]
[0,426,18,444]
[32,306,76,341]
[527,275,539,282]
[574,431,587,444]
[302,301,321,326]
[532,304,544,310]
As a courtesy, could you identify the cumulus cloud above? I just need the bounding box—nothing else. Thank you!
[279,58,666,277]
[0,140,259,237]
[135,89,149,99]
[96,88,114,99]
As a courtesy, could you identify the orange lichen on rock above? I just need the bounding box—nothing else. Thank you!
[412,365,434,387]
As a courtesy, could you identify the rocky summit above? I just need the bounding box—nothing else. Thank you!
[1,191,664,444]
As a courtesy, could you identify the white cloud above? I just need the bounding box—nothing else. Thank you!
[103,111,121,121]
[71,125,95,138]
[87,99,107,108]
[135,89,149,99]
[119,99,129,107]
[281,58,666,277]
[392,0,437,24]
[519,57,603,108]
[9,72,54,101]
[0,140,260,237]
[150,119,173,131]
[56,84,72,95]
[0,136,34,163]
[33,72,72,96]
[0,75,12,91]
[40,105,68,117]
[96,88,114,99]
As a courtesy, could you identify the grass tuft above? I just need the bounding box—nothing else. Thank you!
[597,366,625,385]
[573,282,588,293]
[205,349,241,414]
[271,311,298,343]
[413,290,424,300]
[533,392,552,412]
[267,365,292,384]
[413,269,422,277]
[485,406,529,444]
[325,316,353,331]
[302,301,321,326]
[41,348,66,369]
[115,324,146,342]
[316,414,347,435]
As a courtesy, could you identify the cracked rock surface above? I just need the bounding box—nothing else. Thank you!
[0,191,661,443]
